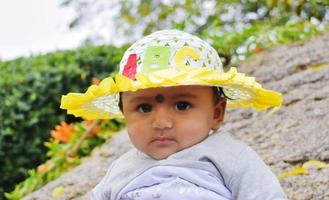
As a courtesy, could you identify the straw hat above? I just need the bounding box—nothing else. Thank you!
[61,30,282,119]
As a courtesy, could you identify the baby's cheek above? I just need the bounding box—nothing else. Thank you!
[127,124,148,143]
[127,126,139,140]
[177,124,210,144]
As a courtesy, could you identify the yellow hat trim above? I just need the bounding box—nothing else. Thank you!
[61,66,282,119]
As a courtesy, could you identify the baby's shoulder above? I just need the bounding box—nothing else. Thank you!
[198,132,268,176]
[200,132,249,157]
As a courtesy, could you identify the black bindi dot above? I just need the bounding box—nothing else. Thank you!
[155,94,165,103]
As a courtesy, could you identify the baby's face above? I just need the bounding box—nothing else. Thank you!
[121,85,226,160]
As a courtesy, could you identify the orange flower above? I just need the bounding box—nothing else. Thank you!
[253,47,264,53]
[91,77,101,85]
[83,120,100,137]
[83,120,94,126]
[37,160,54,174]
[50,122,75,143]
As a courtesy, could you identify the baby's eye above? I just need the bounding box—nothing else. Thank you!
[137,104,152,113]
[175,101,191,111]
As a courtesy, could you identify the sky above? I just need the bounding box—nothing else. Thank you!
[0,0,89,61]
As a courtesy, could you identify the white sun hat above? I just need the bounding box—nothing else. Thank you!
[60,29,282,119]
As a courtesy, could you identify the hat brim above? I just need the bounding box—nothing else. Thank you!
[60,66,283,119]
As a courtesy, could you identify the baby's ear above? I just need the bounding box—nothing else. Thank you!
[212,98,226,130]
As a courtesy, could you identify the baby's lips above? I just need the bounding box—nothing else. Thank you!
[151,137,175,143]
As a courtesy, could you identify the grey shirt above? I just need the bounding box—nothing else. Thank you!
[92,132,287,200]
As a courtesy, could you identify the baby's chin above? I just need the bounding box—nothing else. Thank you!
[145,142,199,160]
[147,150,176,160]
[148,153,171,160]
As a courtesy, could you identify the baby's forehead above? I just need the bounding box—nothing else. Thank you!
[122,86,214,101]
[126,86,208,94]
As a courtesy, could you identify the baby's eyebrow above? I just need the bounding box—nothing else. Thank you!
[128,93,197,104]
[172,93,198,99]
[128,96,152,104]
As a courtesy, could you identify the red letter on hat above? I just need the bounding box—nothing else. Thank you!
[122,54,137,79]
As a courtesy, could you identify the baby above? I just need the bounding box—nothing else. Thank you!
[61,30,287,199]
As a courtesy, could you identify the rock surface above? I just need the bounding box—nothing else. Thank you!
[24,32,329,200]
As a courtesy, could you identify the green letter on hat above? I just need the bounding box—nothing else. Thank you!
[142,46,170,73]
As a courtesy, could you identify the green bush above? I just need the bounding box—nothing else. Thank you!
[0,44,127,199]
[202,20,327,66]
[5,119,125,200]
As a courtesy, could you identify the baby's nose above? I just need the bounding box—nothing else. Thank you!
[151,109,173,130]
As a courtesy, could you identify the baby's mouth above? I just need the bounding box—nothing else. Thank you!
[151,137,175,144]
